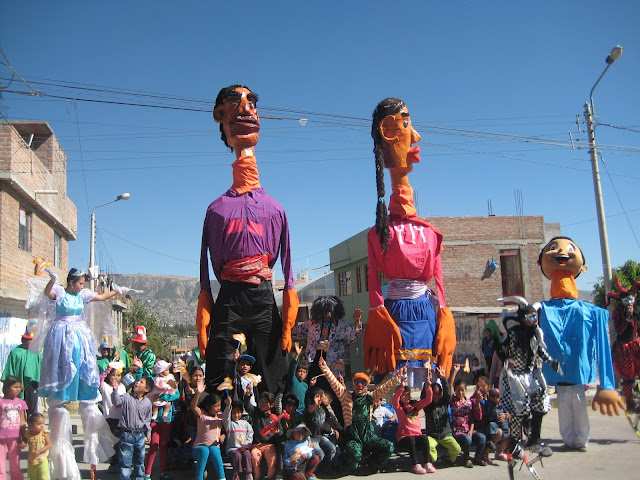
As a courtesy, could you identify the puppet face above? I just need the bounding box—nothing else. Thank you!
[539,238,587,279]
[213,87,260,152]
[379,106,421,171]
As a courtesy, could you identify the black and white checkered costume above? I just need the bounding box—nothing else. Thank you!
[498,324,553,442]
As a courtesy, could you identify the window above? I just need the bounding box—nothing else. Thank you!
[500,249,524,297]
[54,232,62,268]
[364,264,369,292]
[338,270,352,296]
[18,206,32,251]
[355,266,362,293]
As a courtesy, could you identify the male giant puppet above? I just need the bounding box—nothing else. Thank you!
[364,97,456,382]
[196,85,299,393]
[537,237,624,451]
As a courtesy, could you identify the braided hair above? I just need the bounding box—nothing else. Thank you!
[371,98,405,251]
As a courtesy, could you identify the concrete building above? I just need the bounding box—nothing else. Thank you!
[0,121,77,371]
[329,215,561,375]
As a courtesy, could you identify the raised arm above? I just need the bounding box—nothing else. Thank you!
[318,356,346,401]
[190,378,206,416]
[373,366,406,404]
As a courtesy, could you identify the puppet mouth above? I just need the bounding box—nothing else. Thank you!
[408,145,421,164]
[230,117,260,135]
[554,254,570,265]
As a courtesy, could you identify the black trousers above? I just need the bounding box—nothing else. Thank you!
[398,435,431,465]
[205,279,287,395]
[24,381,39,417]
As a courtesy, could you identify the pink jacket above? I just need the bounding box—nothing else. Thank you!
[392,386,433,441]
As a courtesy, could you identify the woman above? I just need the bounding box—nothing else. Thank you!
[31,268,123,480]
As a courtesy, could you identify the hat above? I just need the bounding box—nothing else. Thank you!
[352,372,370,384]
[154,360,171,375]
[131,325,148,343]
[22,320,37,340]
[286,423,312,439]
[237,354,256,365]
[99,336,114,350]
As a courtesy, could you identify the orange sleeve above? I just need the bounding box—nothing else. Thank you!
[196,290,214,356]
[435,307,456,377]
[281,289,299,353]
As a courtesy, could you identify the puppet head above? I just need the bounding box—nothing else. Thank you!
[371,98,422,250]
[538,236,587,299]
[213,85,260,153]
[606,276,640,309]
[309,295,346,324]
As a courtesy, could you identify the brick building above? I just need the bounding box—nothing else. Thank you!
[329,215,561,375]
[0,121,77,371]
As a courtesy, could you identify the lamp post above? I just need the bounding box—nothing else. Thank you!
[89,193,131,291]
[584,45,623,296]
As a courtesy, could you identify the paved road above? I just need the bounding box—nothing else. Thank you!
[9,397,640,480]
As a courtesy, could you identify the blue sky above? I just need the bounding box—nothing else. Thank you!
[2,1,639,293]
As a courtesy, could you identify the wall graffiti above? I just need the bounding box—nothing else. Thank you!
[455,323,473,343]
[0,312,27,374]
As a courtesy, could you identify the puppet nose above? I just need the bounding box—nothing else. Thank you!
[411,128,421,144]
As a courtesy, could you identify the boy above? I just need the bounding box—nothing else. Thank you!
[471,376,504,465]
[285,343,309,406]
[304,387,339,474]
[112,376,153,480]
[318,356,404,473]
[232,351,257,410]
[486,388,509,461]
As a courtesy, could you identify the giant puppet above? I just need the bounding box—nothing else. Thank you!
[363,98,456,381]
[537,237,625,451]
[606,276,640,412]
[196,85,299,394]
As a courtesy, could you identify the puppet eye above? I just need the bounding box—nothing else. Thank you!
[548,242,557,251]
[249,102,256,109]
[230,100,239,106]
[403,120,408,128]
[567,244,575,252]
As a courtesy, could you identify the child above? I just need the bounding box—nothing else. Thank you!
[245,391,284,480]
[303,387,338,473]
[278,393,305,434]
[285,343,309,406]
[449,365,487,468]
[283,424,320,480]
[486,388,509,461]
[471,376,502,465]
[0,376,27,480]
[100,361,126,472]
[371,399,396,436]
[112,376,153,480]
[151,360,177,421]
[421,366,462,467]
[26,413,51,480]
[223,397,254,480]
[318,356,404,473]
[470,358,485,384]
[190,380,225,480]
[393,372,435,474]
[182,366,207,446]
[232,351,257,410]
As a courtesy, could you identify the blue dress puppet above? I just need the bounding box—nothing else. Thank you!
[537,237,625,452]
[30,269,122,480]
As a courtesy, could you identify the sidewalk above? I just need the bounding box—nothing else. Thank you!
[9,391,639,480]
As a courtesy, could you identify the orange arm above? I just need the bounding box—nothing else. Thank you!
[196,290,214,356]
[281,289,299,353]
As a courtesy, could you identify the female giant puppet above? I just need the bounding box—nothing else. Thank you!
[196,85,299,394]
[363,98,456,381]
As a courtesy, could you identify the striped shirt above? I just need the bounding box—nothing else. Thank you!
[319,362,403,427]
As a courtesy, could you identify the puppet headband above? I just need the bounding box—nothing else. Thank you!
[606,276,640,305]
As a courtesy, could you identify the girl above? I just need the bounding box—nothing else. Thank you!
[33,268,120,479]
[150,360,177,421]
[25,413,51,480]
[0,376,27,480]
[223,397,254,480]
[392,371,435,474]
[99,361,126,472]
[181,366,206,446]
[190,380,225,480]
[448,365,487,468]
[144,357,180,480]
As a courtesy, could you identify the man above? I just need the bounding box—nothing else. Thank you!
[97,336,131,375]
[1,323,42,415]
[128,326,156,379]
[364,97,456,380]
[196,85,299,394]
[537,236,625,452]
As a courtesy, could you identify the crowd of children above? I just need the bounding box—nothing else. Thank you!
[1,299,516,480]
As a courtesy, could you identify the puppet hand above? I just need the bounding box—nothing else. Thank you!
[48,270,59,283]
[281,289,299,353]
[196,290,214,356]
[363,307,402,374]
[592,388,625,416]
[550,360,562,375]
[112,283,131,294]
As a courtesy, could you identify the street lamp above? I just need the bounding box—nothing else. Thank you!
[89,193,131,291]
[584,45,622,296]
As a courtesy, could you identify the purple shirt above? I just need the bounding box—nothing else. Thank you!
[200,187,295,292]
